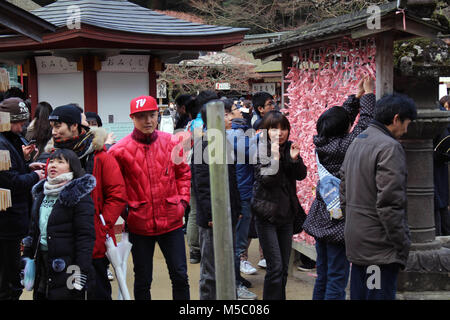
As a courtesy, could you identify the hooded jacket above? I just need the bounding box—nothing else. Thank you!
[23,174,96,300]
[108,129,191,236]
[45,127,126,259]
[302,94,375,244]
[340,121,411,268]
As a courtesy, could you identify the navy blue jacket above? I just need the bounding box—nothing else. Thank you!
[0,132,39,240]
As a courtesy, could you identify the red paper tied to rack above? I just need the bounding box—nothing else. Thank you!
[285,39,376,245]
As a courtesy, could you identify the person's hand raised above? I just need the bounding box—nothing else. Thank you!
[290,142,301,160]
[356,78,365,98]
[363,76,375,94]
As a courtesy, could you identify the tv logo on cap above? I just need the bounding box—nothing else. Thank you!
[135,99,147,109]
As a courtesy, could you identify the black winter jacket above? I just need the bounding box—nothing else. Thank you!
[0,132,39,240]
[191,135,241,229]
[303,93,376,244]
[23,174,96,300]
[251,139,307,226]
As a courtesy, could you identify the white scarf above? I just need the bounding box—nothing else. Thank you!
[43,172,74,196]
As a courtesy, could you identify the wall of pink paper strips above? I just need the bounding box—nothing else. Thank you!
[286,38,376,245]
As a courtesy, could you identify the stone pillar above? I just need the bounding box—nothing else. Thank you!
[398,109,450,298]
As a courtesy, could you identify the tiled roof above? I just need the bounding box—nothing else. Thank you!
[32,0,248,36]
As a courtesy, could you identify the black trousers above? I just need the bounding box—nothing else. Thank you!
[87,257,112,300]
[0,239,23,300]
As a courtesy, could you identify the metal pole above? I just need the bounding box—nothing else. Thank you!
[206,100,236,300]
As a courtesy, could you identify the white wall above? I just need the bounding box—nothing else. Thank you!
[37,73,84,109]
[97,72,149,123]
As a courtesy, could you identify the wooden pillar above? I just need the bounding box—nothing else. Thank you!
[82,55,98,113]
[148,57,159,99]
[26,57,38,116]
[206,100,236,300]
[375,33,394,100]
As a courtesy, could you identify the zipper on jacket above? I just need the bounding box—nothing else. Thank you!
[144,145,158,233]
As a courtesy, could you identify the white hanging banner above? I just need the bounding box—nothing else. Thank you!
[101,55,149,73]
[157,81,167,99]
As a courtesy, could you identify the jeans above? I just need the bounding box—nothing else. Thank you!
[198,226,216,300]
[312,240,350,300]
[434,207,450,236]
[350,263,400,300]
[256,218,292,300]
[235,200,252,260]
[0,239,22,300]
[129,228,190,300]
[187,188,200,255]
[198,225,240,300]
[87,257,112,300]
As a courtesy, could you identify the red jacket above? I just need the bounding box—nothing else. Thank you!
[91,148,127,258]
[108,129,191,236]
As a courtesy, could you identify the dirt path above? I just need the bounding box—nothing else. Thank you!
[20,237,316,300]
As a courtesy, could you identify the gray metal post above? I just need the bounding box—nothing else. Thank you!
[206,100,236,300]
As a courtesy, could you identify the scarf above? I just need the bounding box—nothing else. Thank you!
[53,129,95,159]
[44,172,74,196]
[131,128,158,145]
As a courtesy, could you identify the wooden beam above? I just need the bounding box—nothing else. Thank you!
[395,17,439,39]
[27,57,38,116]
[375,32,394,100]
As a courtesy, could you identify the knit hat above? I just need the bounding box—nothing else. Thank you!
[85,112,103,127]
[49,104,82,125]
[130,96,158,116]
[0,97,30,122]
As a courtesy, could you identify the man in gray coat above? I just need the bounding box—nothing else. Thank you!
[340,93,417,300]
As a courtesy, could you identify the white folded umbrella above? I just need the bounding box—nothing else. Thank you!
[100,214,131,300]
[116,232,132,300]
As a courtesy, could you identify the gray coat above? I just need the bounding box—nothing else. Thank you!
[340,121,411,269]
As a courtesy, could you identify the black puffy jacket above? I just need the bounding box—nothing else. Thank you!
[23,174,96,300]
[251,139,307,226]
[0,132,39,240]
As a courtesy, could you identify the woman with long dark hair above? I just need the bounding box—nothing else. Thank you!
[25,102,53,160]
[251,110,307,300]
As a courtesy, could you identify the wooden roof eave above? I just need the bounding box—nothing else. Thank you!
[0,1,56,43]
[0,24,247,53]
[253,13,446,61]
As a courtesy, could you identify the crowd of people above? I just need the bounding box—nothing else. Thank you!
[0,79,447,301]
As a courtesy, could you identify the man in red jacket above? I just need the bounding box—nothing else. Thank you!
[47,105,127,299]
[109,96,191,300]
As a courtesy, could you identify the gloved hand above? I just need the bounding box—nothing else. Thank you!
[72,272,88,291]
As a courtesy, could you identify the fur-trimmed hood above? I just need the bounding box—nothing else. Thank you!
[44,127,108,154]
[32,174,96,207]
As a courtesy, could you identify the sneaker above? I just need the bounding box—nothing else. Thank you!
[189,250,201,264]
[257,259,267,269]
[237,285,257,300]
[240,260,257,275]
[238,275,252,288]
[107,268,114,281]
[297,264,316,272]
